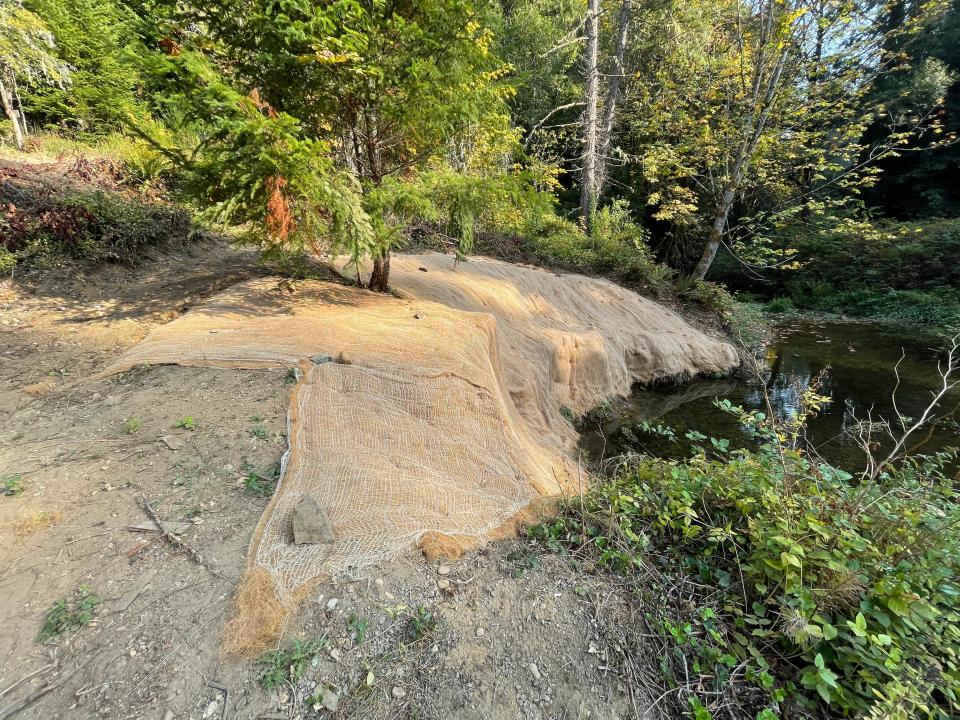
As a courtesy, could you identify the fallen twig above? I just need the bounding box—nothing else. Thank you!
[139,495,225,580]
[0,664,55,701]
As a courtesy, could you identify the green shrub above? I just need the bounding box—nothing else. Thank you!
[768,218,960,328]
[766,296,795,313]
[676,275,736,315]
[521,200,674,294]
[0,186,192,269]
[535,396,960,718]
[798,287,960,329]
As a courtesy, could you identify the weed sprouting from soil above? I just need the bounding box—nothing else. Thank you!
[256,636,328,690]
[38,586,100,643]
[174,415,196,430]
[3,474,24,496]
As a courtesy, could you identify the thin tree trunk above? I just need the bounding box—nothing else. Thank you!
[361,107,393,292]
[596,0,631,199]
[691,187,735,280]
[579,0,600,229]
[0,77,25,152]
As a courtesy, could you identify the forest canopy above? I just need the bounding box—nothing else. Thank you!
[1,0,958,298]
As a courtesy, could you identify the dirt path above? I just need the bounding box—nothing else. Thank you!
[0,243,659,720]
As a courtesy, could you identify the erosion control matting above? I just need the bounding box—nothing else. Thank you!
[106,252,739,654]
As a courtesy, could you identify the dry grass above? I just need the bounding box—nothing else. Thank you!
[15,510,63,537]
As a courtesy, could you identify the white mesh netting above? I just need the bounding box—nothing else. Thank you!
[107,252,738,601]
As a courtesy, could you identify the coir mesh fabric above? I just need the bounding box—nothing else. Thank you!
[105,252,739,653]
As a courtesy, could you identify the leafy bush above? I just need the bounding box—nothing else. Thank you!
[38,586,100,643]
[766,296,795,313]
[521,200,674,294]
[764,218,960,328]
[0,186,192,269]
[676,274,737,315]
[800,287,960,329]
[534,396,960,718]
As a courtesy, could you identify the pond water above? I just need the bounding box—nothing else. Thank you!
[580,320,960,472]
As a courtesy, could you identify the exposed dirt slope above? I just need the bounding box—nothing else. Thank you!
[1,242,703,720]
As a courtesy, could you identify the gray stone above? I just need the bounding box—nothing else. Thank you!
[291,495,336,544]
[321,688,339,712]
[310,354,334,365]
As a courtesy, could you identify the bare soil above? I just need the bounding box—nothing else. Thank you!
[1,237,662,719]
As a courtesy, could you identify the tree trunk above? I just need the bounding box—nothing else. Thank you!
[579,0,600,230]
[691,187,734,280]
[360,107,392,291]
[0,77,25,152]
[596,0,631,200]
[368,252,391,293]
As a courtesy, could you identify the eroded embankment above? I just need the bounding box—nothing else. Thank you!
[104,251,738,653]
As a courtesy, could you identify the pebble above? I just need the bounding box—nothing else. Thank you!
[437,579,450,590]
[529,663,542,680]
[392,686,407,699]
[326,598,339,611]
[437,565,451,576]
[329,648,342,662]
[321,688,339,712]
[475,628,485,637]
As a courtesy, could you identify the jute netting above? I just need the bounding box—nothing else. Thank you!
[106,252,738,653]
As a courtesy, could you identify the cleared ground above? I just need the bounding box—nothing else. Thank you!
[1,241,669,720]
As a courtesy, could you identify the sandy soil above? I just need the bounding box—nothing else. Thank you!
[0,240,662,720]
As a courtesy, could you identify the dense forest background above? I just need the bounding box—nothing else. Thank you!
[2,0,959,318]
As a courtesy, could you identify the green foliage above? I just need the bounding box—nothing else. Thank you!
[766,297,795,314]
[21,0,145,131]
[249,416,268,440]
[3,473,24,496]
[38,585,99,643]
[768,217,960,328]
[347,614,369,644]
[535,400,960,717]
[123,417,142,434]
[522,200,673,294]
[407,606,436,641]
[0,0,69,90]
[676,276,736,315]
[0,184,191,269]
[130,0,515,280]
[242,462,279,498]
[173,416,196,430]
[256,636,327,690]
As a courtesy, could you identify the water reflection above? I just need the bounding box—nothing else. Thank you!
[580,321,959,472]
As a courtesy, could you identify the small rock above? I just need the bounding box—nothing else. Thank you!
[374,578,384,587]
[329,647,342,662]
[337,351,353,365]
[529,663,542,680]
[437,578,450,590]
[418,266,428,272]
[437,565,451,576]
[321,688,339,712]
[292,495,336,545]
[159,435,183,451]
[391,686,407,699]
[475,628,485,637]
[326,598,339,611]
[202,699,221,719]
[310,353,334,365]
